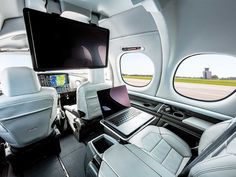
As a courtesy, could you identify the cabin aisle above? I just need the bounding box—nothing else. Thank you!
[22,133,86,177]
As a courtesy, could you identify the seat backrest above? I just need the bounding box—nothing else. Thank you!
[0,67,58,148]
[77,69,111,120]
[189,118,236,177]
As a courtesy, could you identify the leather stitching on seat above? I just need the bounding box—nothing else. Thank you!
[137,128,190,156]
[175,155,184,174]
[126,145,173,175]
[160,147,172,164]
[161,148,183,174]
[150,146,184,174]
[160,133,191,156]
[150,138,163,152]
[125,146,162,176]
[136,128,190,173]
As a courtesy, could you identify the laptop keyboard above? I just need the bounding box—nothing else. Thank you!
[110,109,141,126]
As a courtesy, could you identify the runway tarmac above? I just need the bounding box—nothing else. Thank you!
[124,78,236,100]
[174,82,236,100]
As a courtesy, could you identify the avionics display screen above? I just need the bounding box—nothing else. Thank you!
[38,73,69,88]
[50,74,67,87]
[97,85,131,118]
[23,8,109,71]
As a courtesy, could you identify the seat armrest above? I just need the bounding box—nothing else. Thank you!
[63,105,77,112]
[64,105,86,118]
[182,117,214,131]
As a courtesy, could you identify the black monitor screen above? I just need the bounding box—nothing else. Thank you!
[97,85,131,118]
[23,8,109,71]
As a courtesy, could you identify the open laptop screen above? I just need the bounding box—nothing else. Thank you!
[97,85,131,118]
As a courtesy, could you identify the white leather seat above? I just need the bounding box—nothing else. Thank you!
[100,143,176,177]
[65,69,111,132]
[0,67,58,148]
[76,69,111,120]
[189,118,236,177]
[98,125,191,177]
[99,118,236,177]
[129,126,192,175]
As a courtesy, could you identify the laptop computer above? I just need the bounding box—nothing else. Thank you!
[97,85,153,136]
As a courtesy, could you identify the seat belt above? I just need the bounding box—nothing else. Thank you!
[178,119,236,177]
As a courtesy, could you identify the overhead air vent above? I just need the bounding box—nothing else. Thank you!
[122,46,144,51]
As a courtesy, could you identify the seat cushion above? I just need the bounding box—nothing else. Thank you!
[99,143,175,177]
[129,126,192,175]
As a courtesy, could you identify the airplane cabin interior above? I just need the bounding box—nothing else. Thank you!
[1,0,236,177]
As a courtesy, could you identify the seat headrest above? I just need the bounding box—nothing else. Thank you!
[88,69,105,84]
[1,67,41,97]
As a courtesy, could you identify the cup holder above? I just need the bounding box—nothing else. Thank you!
[143,103,151,107]
[173,111,185,119]
[91,134,117,156]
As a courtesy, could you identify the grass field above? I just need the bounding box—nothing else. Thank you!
[123,75,152,80]
[174,78,236,87]
[122,75,236,87]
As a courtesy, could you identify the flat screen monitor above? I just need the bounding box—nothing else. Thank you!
[97,85,131,118]
[23,8,109,71]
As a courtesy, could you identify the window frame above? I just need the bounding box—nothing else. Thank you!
[119,52,154,88]
[173,54,236,102]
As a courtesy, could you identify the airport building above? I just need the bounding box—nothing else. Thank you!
[203,68,212,79]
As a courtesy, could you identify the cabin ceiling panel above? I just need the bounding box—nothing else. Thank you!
[100,6,158,39]
[174,0,236,61]
[0,0,24,30]
[59,0,134,17]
